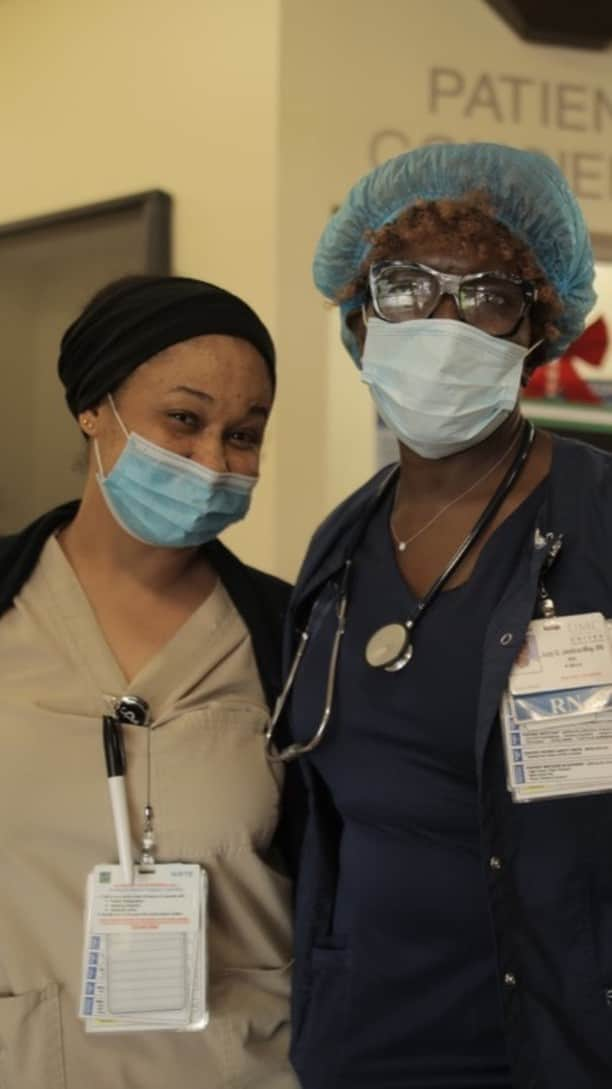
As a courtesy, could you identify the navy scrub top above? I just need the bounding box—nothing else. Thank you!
[292,476,549,1088]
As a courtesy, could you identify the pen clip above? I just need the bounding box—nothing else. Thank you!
[103,715,126,777]
[102,716,133,884]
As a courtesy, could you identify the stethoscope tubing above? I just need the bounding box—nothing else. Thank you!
[266,419,535,762]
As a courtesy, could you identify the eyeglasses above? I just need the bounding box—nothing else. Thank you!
[368,261,537,338]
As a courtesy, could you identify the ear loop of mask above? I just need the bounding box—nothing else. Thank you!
[520,338,546,387]
[107,394,130,438]
[93,394,130,479]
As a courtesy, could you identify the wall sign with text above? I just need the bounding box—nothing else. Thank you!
[369,67,612,203]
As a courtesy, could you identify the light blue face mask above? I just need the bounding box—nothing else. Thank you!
[361,318,536,460]
[94,397,257,548]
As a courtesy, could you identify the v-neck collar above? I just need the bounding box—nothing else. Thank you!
[28,535,243,722]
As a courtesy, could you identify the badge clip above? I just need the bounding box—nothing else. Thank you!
[537,533,563,629]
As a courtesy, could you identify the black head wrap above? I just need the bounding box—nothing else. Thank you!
[58,274,276,416]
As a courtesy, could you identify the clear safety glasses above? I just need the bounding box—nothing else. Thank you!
[368,261,537,338]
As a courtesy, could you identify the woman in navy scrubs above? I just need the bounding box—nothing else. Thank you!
[269,144,612,1089]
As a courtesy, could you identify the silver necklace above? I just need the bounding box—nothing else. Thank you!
[390,426,523,552]
[366,419,535,671]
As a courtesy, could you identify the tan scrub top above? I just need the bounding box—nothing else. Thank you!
[0,536,298,1089]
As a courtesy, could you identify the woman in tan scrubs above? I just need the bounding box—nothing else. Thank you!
[0,275,299,1089]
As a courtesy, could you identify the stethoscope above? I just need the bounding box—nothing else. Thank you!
[265,419,537,763]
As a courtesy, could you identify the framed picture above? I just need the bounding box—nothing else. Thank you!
[0,190,171,533]
[521,232,612,453]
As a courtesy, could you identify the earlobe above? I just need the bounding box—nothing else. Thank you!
[79,405,101,437]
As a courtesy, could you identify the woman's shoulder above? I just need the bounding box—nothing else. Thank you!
[294,465,398,594]
[0,502,79,619]
[236,561,293,617]
[550,432,612,506]
[544,433,612,564]
[204,539,291,608]
[551,431,612,474]
[204,541,292,710]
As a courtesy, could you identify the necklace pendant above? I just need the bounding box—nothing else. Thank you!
[397,540,407,552]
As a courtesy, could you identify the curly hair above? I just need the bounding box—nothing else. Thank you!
[338,191,563,354]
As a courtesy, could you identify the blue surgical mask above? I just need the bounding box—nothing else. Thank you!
[94,396,256,547]
[361,318,534,460]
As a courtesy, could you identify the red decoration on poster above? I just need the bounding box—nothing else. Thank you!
[522,317,608,404]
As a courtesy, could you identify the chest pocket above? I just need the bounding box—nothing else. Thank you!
[0,984,65,1089]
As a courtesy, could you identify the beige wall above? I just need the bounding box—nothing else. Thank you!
[277,0,612,579]
[0,0,281,571]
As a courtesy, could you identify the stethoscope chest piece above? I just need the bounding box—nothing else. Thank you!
[365,621,413,671]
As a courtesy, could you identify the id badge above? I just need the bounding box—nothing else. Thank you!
[79,863,208,1033]
[501,614,612,803]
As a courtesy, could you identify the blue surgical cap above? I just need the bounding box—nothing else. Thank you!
[313,142,596,363]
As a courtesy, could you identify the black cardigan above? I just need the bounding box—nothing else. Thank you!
[0,501,290,712]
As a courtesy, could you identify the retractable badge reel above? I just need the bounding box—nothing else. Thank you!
[114,696,156,868]
[78,695,209,1033]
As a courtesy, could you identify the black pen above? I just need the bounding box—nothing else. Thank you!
[102,716,133,884]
